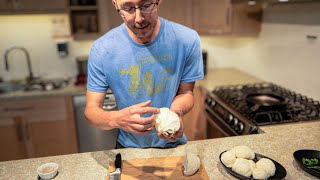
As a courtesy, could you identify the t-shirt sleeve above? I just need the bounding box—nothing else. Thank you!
[87,44,109,92]
[181,31,204,83]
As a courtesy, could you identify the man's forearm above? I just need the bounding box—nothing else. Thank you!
[84,106,118,130]
[170,82,195,117]
[170,91,194,117]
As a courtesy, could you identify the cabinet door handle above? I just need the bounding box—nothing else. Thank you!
[25,122,30,140]
[14,117,24,142]
[226,7,230,26]
[7,0,12,8]
[4,106,34,112]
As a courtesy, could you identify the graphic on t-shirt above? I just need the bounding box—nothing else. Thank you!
[119,54,173,97]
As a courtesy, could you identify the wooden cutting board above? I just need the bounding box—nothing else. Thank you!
[107,156,209,180]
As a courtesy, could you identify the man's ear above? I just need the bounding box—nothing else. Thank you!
[112,0,116,6]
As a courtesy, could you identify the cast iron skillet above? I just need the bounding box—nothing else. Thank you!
[246,93,287,111]
[219,150,287,180]
[293,149,320,178]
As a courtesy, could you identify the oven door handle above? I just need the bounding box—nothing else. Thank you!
[206,115,231,137]
[205,108,237,136]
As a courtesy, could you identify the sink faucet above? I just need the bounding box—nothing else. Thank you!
[4,46,35,82]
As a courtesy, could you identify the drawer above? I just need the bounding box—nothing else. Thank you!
[0,97,67,122]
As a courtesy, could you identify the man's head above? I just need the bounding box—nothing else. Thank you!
[112,0,161,43]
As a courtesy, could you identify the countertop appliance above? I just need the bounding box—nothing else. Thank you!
[73,91,118,152]
[205,82,320,138]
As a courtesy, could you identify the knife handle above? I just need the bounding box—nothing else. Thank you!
[115,153,122,169]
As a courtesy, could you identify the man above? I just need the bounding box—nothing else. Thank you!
[85,0,203,148]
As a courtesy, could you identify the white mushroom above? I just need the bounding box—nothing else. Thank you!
[252,167,270,179]
[231,145,255,160]
[221,150,236,168]
[155,108,180,135]
[232,158,252,177]
[256,158,276,177]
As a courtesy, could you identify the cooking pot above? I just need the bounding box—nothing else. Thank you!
[246,93,287,111]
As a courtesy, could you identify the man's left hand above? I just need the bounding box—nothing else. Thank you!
[157,116,184,142]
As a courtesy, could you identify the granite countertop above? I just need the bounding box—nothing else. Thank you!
[0,121,319,179]
[0,68,319,179]
[0,82,86,101]
[196,68,264,90]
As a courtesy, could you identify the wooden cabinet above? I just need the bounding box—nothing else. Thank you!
[0,96,78,161]
[193,0,262,36]
[67,0,99,40]
[193,0,232,34]
[158,0,193,28]
[104,0,123,30]
[0,0,66,14]
[67,0,117,40]
[183,86,207,141]
[0,117,28,161]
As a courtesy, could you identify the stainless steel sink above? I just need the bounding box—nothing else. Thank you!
[0,79,69,94]
[0,82,26,93]
[25,79,69,92]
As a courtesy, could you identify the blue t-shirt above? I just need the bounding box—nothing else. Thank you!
[87,17,204,148]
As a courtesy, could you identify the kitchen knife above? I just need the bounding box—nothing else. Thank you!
[109,153,121,180]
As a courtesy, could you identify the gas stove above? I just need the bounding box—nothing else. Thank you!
[205,82,320,138]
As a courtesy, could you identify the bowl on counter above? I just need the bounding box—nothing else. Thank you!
[37,162,59,180]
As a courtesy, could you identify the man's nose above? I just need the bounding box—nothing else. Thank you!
[135,9,144,23]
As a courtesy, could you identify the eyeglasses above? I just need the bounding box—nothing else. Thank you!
[116,1,159,17]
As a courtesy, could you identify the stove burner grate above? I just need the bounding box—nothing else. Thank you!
[212,82,320,125]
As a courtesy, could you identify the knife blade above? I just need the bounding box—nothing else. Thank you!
[109,153,122,180]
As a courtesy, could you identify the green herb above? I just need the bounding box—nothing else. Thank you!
[302,157,320,170]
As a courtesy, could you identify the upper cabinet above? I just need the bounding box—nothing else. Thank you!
[158,0,262,36]
[67,0,262,40]
[0,0,66,14]
[67,0,121,40]
[158,0,193,28]
[67,0,100,40]
[193,0,233,34]
[193,0,262,36]
[230,1,262,36]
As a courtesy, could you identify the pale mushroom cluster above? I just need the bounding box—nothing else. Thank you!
[155,108,180,135]
[221,145,276,179]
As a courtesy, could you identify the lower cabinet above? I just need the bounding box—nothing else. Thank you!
[183,86,207,141]
[0,96,78,161]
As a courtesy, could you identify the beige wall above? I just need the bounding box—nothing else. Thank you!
[0,14,92,80]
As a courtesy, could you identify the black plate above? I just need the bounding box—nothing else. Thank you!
[219,150,287,180]
[293,149,320,178]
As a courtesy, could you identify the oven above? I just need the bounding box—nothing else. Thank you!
[205,92,260,139]
[205,82,320,139]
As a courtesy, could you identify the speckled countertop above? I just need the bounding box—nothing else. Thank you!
[0,68,319,180]
[0,121,319,180]
[196,68,264,90]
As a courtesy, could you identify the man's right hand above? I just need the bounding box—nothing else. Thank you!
[115,100,159,136]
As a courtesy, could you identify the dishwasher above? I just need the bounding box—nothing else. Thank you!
[73,93,118,152]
